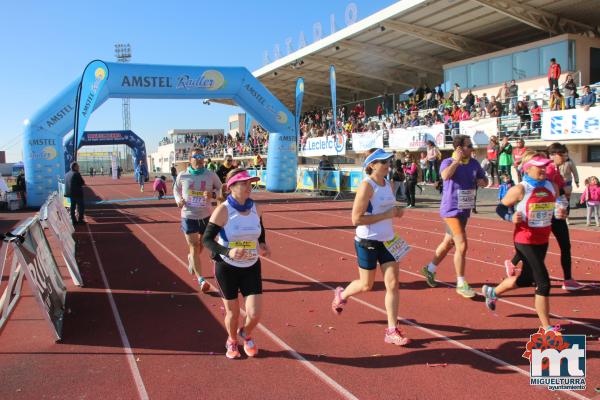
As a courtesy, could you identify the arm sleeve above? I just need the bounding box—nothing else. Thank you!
[201,222,230,257]
[496,203,513,222]
[258,216,266,244]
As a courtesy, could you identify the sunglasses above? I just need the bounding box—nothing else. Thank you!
[464,144,473,149]
[191,154,205,159]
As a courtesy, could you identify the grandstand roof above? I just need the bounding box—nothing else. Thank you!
[252,0,600,112]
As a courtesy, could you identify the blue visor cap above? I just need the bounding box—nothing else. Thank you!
[191,153,205,159]
[363,148,394,168]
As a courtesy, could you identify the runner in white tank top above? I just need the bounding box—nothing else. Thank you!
[355,177,395,242]
[202,168,271,360]
[217,200,261,268]
[331,148,411,346]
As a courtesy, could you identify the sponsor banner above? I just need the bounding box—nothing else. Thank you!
[460,118,498,147]
[78,151,112,158]
[388,125,445,150]
[295,78,304,136]
[340,170,363,192]
[300,135,346,157]
[352,131,384,152]
[348,170,364,192]
[318,170,341,192]
[330,65,336,133]
[542,107,600,140]
[45,194,82,286]
[75,60,109,149]
[297,169,317,190]
[10,217,67,340]
[111,154,118,180]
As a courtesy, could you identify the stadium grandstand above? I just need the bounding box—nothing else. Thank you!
[163,0,600,189]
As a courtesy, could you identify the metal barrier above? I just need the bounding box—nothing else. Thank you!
[1,216,67,340]
[1,189,81,340]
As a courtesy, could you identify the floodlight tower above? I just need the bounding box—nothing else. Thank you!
[115,43,132,170]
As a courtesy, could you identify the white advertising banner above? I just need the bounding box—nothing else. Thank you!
[542,107,600,141]
[388,125,445,150]
[459,118,498,147]
[351,130,384,152]
[299,134,346,157]
[111,154,118,180]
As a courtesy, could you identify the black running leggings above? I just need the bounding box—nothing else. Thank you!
[511,217,572,280]
[514,243,550,296]
[405,180,417,207]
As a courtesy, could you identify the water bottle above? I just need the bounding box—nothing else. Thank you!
[554,195,568,219]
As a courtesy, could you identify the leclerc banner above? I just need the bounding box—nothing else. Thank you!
[459,118,498,147]
[352,130,384,152]
[388,125,445,150]
[300,135,346,157]
[542,107,600,140]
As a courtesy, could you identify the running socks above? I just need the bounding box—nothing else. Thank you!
[427,262,437,273]
[457,276,465,287]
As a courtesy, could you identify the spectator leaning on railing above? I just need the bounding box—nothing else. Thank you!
[562,74,578,110]
[580,85,596,110]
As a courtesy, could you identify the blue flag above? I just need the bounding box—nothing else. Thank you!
[74,60,109,152]
[295,78,304,137]
[330,65,336,134]
[245,114,253,141]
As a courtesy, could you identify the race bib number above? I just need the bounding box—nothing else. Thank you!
[457,189,476,210]
[228,241,258,258]
[384,235,411,262]
[528,202,553,228]
[186,190,207,208]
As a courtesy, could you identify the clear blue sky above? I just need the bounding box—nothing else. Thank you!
[0,0,396,162]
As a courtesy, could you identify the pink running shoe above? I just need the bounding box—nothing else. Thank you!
[384,327,410,346]
[504,260,516,277]
[561,279,585,291]
[331,287,347,314]
[225,339,240,359]
[238,327,258,357]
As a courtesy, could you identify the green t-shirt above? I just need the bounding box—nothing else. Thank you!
[499,143,513,166]
[206,162,217,172]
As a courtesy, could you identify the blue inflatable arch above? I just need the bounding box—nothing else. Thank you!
[23,60,297,207]
[63,130,148,178]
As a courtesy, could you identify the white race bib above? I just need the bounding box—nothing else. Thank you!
[384,235,411,262]
[186,190,208,208]
[457,189,476,210]
[527,202,553,228]
[228,241,258,259]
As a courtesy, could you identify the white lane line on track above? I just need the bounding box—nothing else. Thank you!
[102,193,357,400]
[264,209,600,334]
[122,197,590,400]
[85,223,149,400]
[271,203,600,283]
[278,204,600,264]
[297,200,600,246]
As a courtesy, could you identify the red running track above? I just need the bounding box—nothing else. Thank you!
[0,177,598,400]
